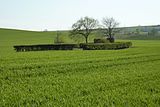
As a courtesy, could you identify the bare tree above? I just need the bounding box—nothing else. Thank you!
[70,17,98,43]
[102,17,119,42]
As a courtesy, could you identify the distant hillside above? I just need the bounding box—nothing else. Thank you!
[119,25,160,32]
[1,25,160,45]
[0,28,56,45]
[0,28,74,45]
[116,25,160,40]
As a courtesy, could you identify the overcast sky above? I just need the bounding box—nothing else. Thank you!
[0,0,160,31]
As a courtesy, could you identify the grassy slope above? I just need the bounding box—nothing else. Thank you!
[0,28,56,52]
[0,28,160,106]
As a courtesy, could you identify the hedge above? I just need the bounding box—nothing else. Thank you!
[14,42,132,52]
[79,42,132,50]
[14,44,79,52]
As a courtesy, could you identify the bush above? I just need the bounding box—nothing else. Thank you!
[107,37,115,43]
[54,35,67,44]
[94,38,110,43]
[79,42,132,50]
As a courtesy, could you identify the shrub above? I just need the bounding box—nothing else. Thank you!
[79,42,132,50]
[107,37,115,43]
[54,35,67,44]
[94,38,110,43]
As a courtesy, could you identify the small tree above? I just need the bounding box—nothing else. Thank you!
[54,31,61,43]
[101,17,119,42]
[70,17,98,43]
[54,31,65,44]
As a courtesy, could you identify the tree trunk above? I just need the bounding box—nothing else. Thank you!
[85,36,88,43]
[109,28,112,39]
[108,28,113,42]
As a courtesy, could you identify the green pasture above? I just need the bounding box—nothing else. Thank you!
[0,28,160,106]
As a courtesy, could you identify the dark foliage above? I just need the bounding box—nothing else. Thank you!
[14,44,79,52]
[94,38,110,43]
[80,42,132,50]
[107,37,115,43]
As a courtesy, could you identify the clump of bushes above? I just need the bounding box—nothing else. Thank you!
[94,38,110,43]
[79,42,132,50]
[107,37,115,43]
[94,37,115,43]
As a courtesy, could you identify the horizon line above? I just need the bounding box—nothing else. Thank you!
[1,24,160,32]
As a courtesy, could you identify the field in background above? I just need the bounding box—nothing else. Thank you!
[1,28,160,106]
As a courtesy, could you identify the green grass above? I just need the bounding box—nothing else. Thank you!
[0,28,160,106]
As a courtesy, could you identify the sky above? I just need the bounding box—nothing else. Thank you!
[0,0,160,31]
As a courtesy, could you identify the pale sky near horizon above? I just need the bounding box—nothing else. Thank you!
[0,0,160,31]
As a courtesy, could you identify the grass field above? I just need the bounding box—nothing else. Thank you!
[0,28,160,106]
